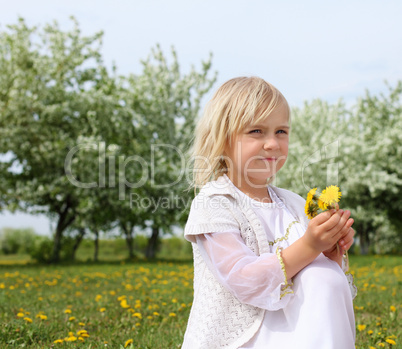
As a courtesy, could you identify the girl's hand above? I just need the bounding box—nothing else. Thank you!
[303,209,353,254]
[323,211,355,266]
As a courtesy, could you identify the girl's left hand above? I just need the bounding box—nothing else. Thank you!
[323,211,355,266]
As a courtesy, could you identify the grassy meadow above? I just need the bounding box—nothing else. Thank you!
[0,250,400,348]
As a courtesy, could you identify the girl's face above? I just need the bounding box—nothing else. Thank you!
[224,101,289,189]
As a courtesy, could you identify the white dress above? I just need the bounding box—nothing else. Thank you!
[195,186,356,349]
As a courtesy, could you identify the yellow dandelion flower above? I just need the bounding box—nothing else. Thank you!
[367,330,373,335]
[17,312,24,318]
[169,312,176,317]
[124,339,133,348]
[305,200,318,219]
[386,339,396,345]
[317,198,328,211]
[64,309,72,314]
[319,185,341,206]
[78,337,85,342]
[378,343,385,348]
[78,322,86,326]
[81,333,90,338]
[120,299,130,308]
[153,312,160,316]
[68,316,76,321]
[369,347,376,349]
[357,324,366,332]
[133,312,142,319]
[95,294,102,302]
[77,330,87,335]
[23,317,33,323]
[306,187,317,202]
[100,308,106,312]
[390,305,396,312]
[65,336,77,342]
[54,339,64,344]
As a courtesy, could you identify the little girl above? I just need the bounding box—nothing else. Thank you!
[182,77,357,349]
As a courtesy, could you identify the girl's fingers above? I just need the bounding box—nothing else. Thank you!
[324,210,348,237]
[313,209,337,225]
[339,218,354,239]
[339,228,355,250]
[318,209,342,231]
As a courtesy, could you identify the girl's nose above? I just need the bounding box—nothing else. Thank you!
[263,137,279,150]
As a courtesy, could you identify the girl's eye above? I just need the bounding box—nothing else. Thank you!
[276,129,287,134]
[249,129,262,134]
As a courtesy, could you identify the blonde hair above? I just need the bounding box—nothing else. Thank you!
[190,76,289,189]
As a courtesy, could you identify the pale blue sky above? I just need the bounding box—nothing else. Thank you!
[1,0,401,235]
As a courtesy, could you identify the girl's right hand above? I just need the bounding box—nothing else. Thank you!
[303,209,353,254]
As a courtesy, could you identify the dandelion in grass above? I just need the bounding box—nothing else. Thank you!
[357,324,366,331]
[65,336,77,342]
[124,339,133,348]
[386,339,396,345]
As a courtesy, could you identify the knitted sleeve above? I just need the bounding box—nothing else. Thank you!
[184,194,240,243]
[195,232,294,311]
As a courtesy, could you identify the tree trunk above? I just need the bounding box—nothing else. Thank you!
[70,228,86,261]
[146,226,159,259]
[51,200,75,263]
[121,223,135,259]
[93,230,99,262]
[360,228,370,255]
[52,225,64,264]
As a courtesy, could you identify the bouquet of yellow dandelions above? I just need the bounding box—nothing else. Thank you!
[305,185,342,219]
[305,185,343,255]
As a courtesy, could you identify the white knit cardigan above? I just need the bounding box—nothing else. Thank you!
[182,175,310,349]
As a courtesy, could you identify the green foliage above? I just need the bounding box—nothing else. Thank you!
[26,235,53,263]
[0,17,216,263]
[278,82,402,254]
[0,227,36,255]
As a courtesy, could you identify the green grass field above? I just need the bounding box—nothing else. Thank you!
[0,255,400,348]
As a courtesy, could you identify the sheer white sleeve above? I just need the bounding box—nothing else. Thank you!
[195,232,294,311]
